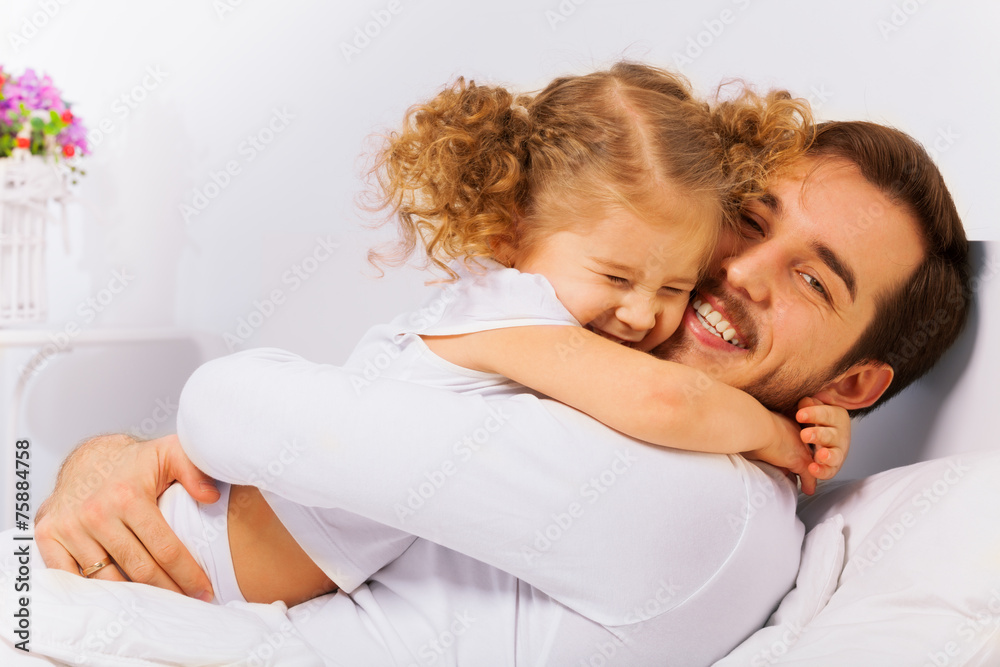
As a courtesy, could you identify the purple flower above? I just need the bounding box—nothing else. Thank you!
[0,66,87,157]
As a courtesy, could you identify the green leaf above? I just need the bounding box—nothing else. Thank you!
[31,117,44,130]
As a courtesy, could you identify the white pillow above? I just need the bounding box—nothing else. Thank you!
[721,450,1000,666]
[713,514,846,666]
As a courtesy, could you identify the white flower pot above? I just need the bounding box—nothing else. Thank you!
[0,156,70,325]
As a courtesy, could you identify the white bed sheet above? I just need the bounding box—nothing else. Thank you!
[0,534,327,666]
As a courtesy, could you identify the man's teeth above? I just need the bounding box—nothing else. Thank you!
[692,299,745,349]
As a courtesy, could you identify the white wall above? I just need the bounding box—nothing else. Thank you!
[1,0,998,519]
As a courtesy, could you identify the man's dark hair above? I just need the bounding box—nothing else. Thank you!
[809,121,971,416]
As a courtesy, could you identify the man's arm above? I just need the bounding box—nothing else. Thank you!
[34,433,219,601]
[176,347,802,622]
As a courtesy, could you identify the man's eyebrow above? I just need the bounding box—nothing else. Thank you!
[811,241,858,303]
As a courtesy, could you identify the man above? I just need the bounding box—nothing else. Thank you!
[32,121,970,665]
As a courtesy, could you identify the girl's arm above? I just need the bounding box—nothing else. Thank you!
[422,325,811,463]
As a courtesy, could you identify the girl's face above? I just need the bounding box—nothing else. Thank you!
[513,199,716,352]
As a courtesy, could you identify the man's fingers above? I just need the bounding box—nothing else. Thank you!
[158,434,220,505]
[99,524,187,594]
[76,538,130,583]
[43,520,131,583]
[124,505,214,601]
[35,534,81,575]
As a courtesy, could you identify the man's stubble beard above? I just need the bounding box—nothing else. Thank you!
[657,325,836,418]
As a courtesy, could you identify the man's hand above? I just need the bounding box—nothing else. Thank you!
[747,413,819,495]
[35,433,220,601]
[796,396,851,481]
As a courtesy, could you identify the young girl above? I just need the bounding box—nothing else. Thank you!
[159,62,849,608]
[353,61,847,475]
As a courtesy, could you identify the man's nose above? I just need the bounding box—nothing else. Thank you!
[615,292,658,333]
[721,242,775,304]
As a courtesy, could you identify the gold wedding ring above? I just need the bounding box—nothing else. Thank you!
[82,556,113,578]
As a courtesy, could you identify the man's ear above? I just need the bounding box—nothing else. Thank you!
[813,362,894,410]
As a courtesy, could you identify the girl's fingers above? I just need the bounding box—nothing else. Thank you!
[797,396,822,411]
[816,446,844,468]
[800,425,840,447]
[796,404,846,427]
[807,447,843,480]
[809,461,838,480]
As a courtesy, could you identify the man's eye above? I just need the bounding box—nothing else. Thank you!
[799,271,826,296]
[606,275,629,285]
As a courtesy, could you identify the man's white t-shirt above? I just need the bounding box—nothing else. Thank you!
[175,261,805,665]
[255,259,582,593]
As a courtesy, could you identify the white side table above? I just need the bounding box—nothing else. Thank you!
[1,328,217,530]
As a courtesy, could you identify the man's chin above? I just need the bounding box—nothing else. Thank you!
[655,330,828,416]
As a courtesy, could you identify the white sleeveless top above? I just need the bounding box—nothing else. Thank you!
[345,258,579,397]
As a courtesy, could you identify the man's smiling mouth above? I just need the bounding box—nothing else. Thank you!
[692,297,747,349]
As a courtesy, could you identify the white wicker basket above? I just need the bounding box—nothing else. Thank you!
[0,156,70,325]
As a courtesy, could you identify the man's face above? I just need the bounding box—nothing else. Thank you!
[658,156,926,413]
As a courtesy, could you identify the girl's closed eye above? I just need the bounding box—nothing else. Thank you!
[739,213,765,237]
[606,274,630,286]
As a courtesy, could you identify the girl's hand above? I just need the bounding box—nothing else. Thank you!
[796,396,851,481]
[746,413,819,495]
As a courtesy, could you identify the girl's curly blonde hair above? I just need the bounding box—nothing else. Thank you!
[367,62,814,280]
